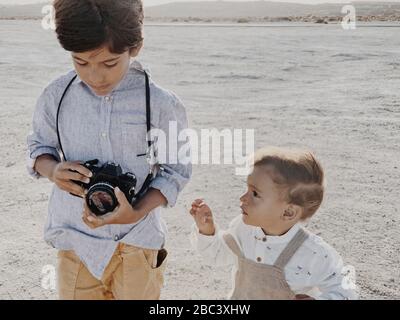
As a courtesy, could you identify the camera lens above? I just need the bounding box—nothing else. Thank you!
[86,182,117,216]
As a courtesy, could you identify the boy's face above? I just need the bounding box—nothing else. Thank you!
[240,166,298,235]
[71,46,132,96]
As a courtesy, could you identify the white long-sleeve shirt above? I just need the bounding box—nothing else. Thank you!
[191,215,358,300]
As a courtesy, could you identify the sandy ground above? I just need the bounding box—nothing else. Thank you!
[0,20,399,299]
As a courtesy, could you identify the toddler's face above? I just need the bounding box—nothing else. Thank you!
[240,166,288,231]
[71,46,132,96]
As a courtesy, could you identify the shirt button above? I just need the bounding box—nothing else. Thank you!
[114,235,119,241]
[262,237,267,242]
[101,132,107,138]
[256,257,262,263]
[105,96,111,102]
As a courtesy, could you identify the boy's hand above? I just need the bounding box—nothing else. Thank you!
[190,199,215,236]
[82,187,143,229]
[50,161,92,197]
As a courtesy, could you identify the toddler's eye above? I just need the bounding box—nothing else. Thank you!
[252,190,258,197]
[75,61,87,66]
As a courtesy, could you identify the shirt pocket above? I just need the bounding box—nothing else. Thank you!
[120,122,148,166]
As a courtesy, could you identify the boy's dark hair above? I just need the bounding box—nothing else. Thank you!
[54,0,144,53]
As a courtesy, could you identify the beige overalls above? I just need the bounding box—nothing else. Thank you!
[223,228,308,300]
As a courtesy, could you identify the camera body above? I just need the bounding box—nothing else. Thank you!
[73,159,137,216]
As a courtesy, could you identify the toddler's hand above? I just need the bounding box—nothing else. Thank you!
[190,199,215,236]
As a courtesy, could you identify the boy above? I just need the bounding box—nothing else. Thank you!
[27,0,191,300]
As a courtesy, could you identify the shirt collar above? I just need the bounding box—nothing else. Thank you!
[253,223,302,244]
[73,59,150,94]
[74,74,83,84]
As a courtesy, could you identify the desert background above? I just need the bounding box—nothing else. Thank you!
[0,1,399,299]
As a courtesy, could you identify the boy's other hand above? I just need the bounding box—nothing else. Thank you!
[50,161,92,197]
[82,187,143,229]
[190,199,215,236]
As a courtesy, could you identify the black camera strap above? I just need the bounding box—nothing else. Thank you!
[56,69,155,202]
[144,69,152,150]
[56,74,77,162]
[134,70,155,203]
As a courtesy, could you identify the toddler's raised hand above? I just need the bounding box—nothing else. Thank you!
[190,199,215,236]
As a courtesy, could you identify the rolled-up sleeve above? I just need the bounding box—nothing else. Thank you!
[149,93,192,207]
[26,87,61,179]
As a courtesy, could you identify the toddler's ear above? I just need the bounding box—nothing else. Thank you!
[282,205,302,221]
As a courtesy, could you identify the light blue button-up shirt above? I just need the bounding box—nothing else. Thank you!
[26,61,191,279]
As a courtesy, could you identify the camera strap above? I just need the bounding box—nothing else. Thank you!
[134,70,155,203]
[56,69,155,202]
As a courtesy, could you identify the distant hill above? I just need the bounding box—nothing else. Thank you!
[145,1,400,19]
[1,1,400,21]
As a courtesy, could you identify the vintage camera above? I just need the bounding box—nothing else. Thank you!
[72,159,137,216]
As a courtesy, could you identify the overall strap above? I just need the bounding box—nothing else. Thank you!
[273,228,308,269]
[222,233,244,258]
